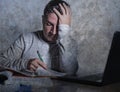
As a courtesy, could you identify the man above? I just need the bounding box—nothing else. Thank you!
[0,0,78,75]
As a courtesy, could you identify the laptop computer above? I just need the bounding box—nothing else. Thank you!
[54,31,120,86]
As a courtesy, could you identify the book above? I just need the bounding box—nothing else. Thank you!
[0,66,66,78]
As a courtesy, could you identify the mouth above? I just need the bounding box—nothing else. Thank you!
[48,33,57,41]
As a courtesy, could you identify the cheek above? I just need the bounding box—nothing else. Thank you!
[44,26,51,33]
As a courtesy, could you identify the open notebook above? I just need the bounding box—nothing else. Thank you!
[55,31,120,86]
[0,66,66,84]
[0,66,66,77]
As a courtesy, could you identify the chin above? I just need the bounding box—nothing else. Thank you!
[48,38,56,43]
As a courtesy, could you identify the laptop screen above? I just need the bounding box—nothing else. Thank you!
[103,31,120,83]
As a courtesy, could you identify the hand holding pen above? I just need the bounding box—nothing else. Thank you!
[27,51,47,72]
[37,51,66,77]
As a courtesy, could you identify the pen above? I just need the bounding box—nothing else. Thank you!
[37,50,44,62]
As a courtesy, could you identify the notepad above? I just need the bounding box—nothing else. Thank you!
[0,66,66,78]
[35,67,66,77]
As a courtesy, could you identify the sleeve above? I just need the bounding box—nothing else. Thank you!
[62,41,79,76]
[58,24,79,75]
[0,34,29,71]
[58,24,70,39]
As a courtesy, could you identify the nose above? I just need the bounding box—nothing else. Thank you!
[51,25,57,35]
[53,26,56,35]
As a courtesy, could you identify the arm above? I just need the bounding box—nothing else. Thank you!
[0,34,47,72]
[0,34,27,70]
[54,3,71,39]
[54,4,78,75]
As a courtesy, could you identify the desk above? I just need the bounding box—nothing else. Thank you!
[0,76,120,92]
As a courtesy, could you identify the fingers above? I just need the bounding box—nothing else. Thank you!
[53,3,71,25]
[37,60,47,69]
[64,4,71,15]
[28,58,47,71]
[59,3,66,14]
[53,8,61,18]
[29,64,36,71]
[53,3,70,16]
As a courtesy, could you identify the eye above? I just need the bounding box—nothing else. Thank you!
[46,22,52,26]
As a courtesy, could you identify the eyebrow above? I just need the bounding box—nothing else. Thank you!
[46,20,52,24]
[45,20,54,26]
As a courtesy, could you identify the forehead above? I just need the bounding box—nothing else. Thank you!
[45,13,58,22]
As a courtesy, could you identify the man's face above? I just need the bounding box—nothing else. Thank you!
[43,13,58,42]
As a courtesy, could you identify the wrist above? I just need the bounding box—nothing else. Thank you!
[58,24,70,39]
[59,24,70,29]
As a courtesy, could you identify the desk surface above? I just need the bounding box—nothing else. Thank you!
[0,76,120,92]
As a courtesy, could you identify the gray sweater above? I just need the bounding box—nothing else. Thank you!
[0,28,78,75]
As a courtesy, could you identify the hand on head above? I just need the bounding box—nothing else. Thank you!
[53,3,71,26]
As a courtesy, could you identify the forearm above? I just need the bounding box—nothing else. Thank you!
[0,34,28,71]
[62,52,78,76]
[58,24,78,75]
[0,54,28,71]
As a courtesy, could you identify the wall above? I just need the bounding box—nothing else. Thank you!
[0,0,120,76]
